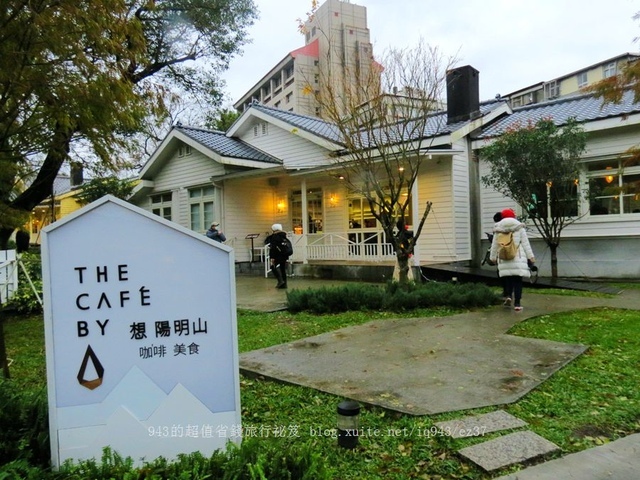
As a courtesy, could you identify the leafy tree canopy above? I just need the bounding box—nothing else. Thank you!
[0,0,257,247]
[480,117,587,277]
[205,108,241,132]
[75,177,136,205]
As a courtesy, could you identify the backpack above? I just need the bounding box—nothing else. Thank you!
[496,231,518,260]
[275,237,294,258]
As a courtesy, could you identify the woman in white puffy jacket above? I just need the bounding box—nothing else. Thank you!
[489,208,535,311]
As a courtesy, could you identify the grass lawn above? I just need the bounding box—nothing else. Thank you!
[3,288,640,479]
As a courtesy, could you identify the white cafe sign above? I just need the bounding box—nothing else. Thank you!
[42,196,240,467]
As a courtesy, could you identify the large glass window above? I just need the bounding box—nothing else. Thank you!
[291,189,323,234]
[151,193,172,220]
[189,186,216,231]
[588,158,640,215]
[529,180,579,219]
[348,194,413,230]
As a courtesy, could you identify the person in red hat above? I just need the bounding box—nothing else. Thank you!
[488,208,536,311]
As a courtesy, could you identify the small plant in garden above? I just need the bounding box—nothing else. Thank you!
[5,252,43,315]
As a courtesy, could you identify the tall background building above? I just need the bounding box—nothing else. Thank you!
[233,0,375,118]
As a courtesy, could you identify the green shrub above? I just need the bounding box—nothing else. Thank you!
[54,438,329,479]
[287,281,499,313]
[5,252,43,315]
[0,380,49,468]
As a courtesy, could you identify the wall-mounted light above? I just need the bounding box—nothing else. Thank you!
[276,199,286,214]
[605,166,614,184]
[329,194,338,208]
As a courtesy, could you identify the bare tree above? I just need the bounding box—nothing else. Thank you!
[308,38,456,284]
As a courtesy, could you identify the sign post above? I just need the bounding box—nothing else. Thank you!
[245,233,260,262]
[42,196,241,467]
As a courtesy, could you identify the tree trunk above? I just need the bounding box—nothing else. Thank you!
[394,254,413,284]
[550,244,558,278]
[0,124,73,251]
[0,227,12,251]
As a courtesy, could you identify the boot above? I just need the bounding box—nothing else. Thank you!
[273,264,285,288]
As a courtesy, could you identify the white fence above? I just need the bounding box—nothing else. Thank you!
[304,232,395,262]
[258,232,396,277]
[0,250,18,305]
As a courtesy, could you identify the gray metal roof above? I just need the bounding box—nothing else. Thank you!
[251,101,505,147]
[478,89,640,139]
[250,104,343,143]
[176,125,281,165]
[52,175,72,195]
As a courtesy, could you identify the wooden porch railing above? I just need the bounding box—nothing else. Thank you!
[255,232,396,277]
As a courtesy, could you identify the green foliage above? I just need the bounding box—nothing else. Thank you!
[481,117,588,277]
[287,281,499,313]
[0,438,329,479]
[74,177,135,205]
[481,117,587,221]
[206,108,241,132]
[0,380,49,468]
[1,0,259,239]
[507,307,640,451]
[5,253,43,315]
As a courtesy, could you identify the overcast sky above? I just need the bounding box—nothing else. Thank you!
[220,0,640,107]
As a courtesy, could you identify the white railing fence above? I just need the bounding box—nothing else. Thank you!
[303,232,395,262]
[256,232,396,278]
[0,250,18,305]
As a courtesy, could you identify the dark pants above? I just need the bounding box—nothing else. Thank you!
[272,259,287,288]
[503,276,523,306]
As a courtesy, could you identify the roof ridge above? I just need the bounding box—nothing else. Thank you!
[175,124,226,134]
[251,103,335,124]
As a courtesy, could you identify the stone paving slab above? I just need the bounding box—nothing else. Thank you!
[458,431,560,472]
[435,410,527,439]
[240,313,587,414]
[495,433,640,480]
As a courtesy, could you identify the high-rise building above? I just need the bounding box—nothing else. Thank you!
[233,0,374,118]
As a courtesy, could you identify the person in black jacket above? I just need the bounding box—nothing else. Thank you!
[265,223,290,289]
[205,222,226,242]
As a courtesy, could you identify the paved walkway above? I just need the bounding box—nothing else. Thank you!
[235,274,640,478]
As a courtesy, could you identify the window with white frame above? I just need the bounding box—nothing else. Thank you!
[291,189,323,234]
[189,186,216,232]
[544,80,560,99]
[151,193,172,220]
[603,62,617,78]
[347,192,413,248]
[587,158,640,215]
[178,144,192,157]
[348,192,413,230]
[511,96,523,108]
[577,71,588,88]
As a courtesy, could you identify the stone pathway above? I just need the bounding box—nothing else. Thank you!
[436,410,560,472]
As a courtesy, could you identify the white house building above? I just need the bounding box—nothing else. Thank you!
[131,66,640,279]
